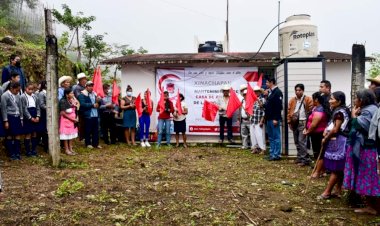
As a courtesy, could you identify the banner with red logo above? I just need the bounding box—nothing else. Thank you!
[156,67,258,135]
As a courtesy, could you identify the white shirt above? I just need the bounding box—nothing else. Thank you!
[294,96,306,120]
[26,93,36,108]
[174,101,187,121]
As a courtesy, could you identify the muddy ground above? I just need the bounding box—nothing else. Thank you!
[0,143,378,225]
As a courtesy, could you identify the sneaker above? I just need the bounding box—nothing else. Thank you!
[141,142,146,148]
[87,145,94,149]
[96,145,103,149]
[145,141,151,147]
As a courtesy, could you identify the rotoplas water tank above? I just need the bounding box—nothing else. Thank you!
[279,14,319,58]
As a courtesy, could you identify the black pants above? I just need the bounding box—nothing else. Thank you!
[219,116,233,141]
[310,132,324,159]
[85,117,99,147]
[100,112,116,144]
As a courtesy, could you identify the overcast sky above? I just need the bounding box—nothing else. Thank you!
[44,0,380,56]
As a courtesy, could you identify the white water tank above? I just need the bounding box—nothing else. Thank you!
[279,14,319,59]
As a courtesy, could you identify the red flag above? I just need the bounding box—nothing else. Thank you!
[111,80,120,106]
[158,91,165,114]
[202,100,219,122]
[135,93,143,118]
[146,88,153,115]
[226,88,242,118]
[92,66,105,98]
[176,89,183,115]
[245,83,258,115]
[257,73,263,87]
[243,71,259,82]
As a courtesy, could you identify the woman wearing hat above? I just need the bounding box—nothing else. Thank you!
[217,85,233,143]
[58,76,73,100]
[367,75,380,91]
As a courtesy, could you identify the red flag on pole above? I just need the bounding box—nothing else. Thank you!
[158,90,165,114]
[176,89,183,115]
[202,100,219,122]
[111,80,120,106]
[146,88,153,115]
[92,66,105,98]
[226,88,242,118]
[243,71,259,82]
[135,93,143,118]
[257,73,263,87]
[245,83,258,115]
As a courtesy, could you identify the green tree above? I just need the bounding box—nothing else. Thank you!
[368,53,380,78]
[82,32,109,73]
[52,4,95,62]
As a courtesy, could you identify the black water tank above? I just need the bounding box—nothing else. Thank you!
[198,41,223,53]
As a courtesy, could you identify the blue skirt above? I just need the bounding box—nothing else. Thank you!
[123,109,137,128]
[6,114,23,136]
[0,114,6,137]
[36,109,47,133]
[23,107,38,134]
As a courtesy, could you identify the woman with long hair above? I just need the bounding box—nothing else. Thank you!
[344,89,379,214]
[318,91,350,199]
[59,88,79,155]
[304,92,329,178]
[120,85,137,145]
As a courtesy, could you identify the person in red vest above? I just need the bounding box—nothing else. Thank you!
[156,91,174,147]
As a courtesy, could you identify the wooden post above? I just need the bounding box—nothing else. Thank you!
[351,44,365,106]
[45,9,60,166]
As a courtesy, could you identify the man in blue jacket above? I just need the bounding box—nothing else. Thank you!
[78,81,102,149]
[264,77,283,161]
[1,54,27,91]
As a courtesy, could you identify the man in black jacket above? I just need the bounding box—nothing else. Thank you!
[264,77,283,160]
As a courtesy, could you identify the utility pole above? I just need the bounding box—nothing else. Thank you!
[226,0,230,52]
[278,1,281,59]
[351,44,365,107]
[44,8,60,166]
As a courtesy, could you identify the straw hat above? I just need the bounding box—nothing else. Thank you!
[253,86,263,92]
[77,72,87,80]
[239,84,247,91]
[58,76,72,87]
[221,84,231,91]
[367,75,380,85]
[85,81,94,87]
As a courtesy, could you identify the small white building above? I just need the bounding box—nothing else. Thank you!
[102,51,368,155]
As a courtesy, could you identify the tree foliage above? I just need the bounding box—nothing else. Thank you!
[52,4,96,62]
[82,32,109,73]
[368,53,380,78]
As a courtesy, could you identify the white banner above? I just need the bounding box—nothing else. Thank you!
[156,67,258,135]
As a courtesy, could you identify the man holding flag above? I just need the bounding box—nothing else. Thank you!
[173,92,188,148]
[217,85,233,144]
[238,85,250,149]
[250,86,266,154]
[156,91,174,147]
[99,84,118,145]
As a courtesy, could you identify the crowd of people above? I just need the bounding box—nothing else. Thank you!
[230,75,380,214]
[1,53,380,214]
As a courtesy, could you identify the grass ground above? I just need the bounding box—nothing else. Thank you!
[0,142,378,225]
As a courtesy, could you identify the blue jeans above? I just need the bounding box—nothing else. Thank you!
[139,114,150,141]
[157,119,171,145]
[267,120,281,158]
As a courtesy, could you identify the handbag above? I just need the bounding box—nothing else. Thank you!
[290,96,305,130]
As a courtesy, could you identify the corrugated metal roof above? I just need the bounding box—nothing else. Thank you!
[101,51,373,65]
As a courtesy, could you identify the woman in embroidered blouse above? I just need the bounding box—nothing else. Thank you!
[59,88,79,155]
[319,91,350,199]
[344,89,379,215]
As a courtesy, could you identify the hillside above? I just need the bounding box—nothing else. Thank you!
[0,27,74,83]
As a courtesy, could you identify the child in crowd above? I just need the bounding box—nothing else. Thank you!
[1,82,23,160]
[2,72,20,92]
[21,83,40,157]
[37,81,48,152]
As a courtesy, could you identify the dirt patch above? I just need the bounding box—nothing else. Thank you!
[0,143,378,225]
